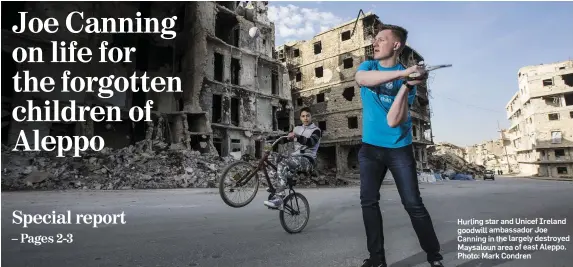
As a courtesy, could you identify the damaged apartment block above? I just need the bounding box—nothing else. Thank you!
[201,1,293,159]
[1,1,293,161]
[276,12,434,177]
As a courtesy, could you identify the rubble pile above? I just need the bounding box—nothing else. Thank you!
[428,151,486,176]
[1,141,348,191]
[1,141,232,191]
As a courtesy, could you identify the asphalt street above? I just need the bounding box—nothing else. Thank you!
[2,176,573,267]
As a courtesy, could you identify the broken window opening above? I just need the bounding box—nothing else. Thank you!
[297,98,303,106]
[412,126,418,138]
[296,72,302,82]
[347,147,359,170]
[231,139,241,152]
[544,96,561,107]
[341,30,351,41]
[272,106,278,131]
[178,97,184,111]
[293,49,300,57]
[362,16,379,39]
[542,78,553,87]
[255,140,262,159]
[317,146,337,171]
[215,12,239,47]
[231,97,240,126]
[187,114,208,133]
[190,135,210,154]
[555,149,565,157]
[212,94,222,123]
[342,87,354,101]
[557,167,568,174]
[551,131,562,144]
[271,71,279,95]
[565,92,573,106]
[364,45,374,60]
[316,93,325,103]
[559,67,566,70]
[548,113,559,121]
[315,66,323,78]
[348,117,358,129]
[277,101,290,132]
[314,41,322,54]
[318,121,326,131]
[562,73,573,87]
[570,111,573,118]
[214,53,224,82]
[231,58,241,85]
[343,58,353,69]
[213,137,223,156]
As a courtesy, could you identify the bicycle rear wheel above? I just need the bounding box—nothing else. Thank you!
[279,192,310,234]
[219,160,259,208]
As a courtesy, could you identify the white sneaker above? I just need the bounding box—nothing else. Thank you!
[264,195,284,209]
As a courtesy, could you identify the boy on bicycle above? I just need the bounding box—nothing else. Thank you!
[264,107,322,209]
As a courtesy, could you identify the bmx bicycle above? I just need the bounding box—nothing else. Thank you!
[218,135,311,234]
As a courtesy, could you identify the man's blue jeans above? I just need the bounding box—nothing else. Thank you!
[358,142,443,263]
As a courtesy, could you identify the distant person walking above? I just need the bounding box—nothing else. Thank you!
[354,23,444,267]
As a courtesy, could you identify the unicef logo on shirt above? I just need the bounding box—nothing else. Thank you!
[385,82,394,90]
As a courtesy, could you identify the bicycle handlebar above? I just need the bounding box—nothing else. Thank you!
[270,135,289,148]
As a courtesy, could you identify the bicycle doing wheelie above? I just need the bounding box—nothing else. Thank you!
[218,135,311,234]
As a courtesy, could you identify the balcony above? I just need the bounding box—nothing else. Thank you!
[413,135,433,145]
[411,106,430,121]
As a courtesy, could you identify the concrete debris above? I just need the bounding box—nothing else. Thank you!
[1,141,348,191]
[428,145,486,177]
[1,142,231,191]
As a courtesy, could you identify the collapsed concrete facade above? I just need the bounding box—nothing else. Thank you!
[2,1,293,160]
[274,13,434,176]
[428,142,485,175]
[505,60,573,178]
[464,131,519,174]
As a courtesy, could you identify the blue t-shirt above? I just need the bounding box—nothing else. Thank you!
[357,60,416,148]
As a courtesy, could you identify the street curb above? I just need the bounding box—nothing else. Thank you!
[514,176,573,182]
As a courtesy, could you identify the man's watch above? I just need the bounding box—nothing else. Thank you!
[402,80,415,90]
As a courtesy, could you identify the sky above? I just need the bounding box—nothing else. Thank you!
[266,1,573,147]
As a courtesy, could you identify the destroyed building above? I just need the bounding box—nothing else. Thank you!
[464,131,519,174]
[2,1,293,160]
[274,12,434,176]
[505,59,573,178]
[428,142,485,175]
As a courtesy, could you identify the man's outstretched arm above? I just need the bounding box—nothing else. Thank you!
[296,129,321,147]
[355,69,408,87]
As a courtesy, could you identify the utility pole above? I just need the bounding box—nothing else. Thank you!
[498,120,512,173]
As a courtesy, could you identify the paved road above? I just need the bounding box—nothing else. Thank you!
[2,176,573,267]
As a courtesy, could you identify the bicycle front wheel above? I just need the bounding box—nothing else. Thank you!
[279,192,310,234]
[219,160,259,208]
